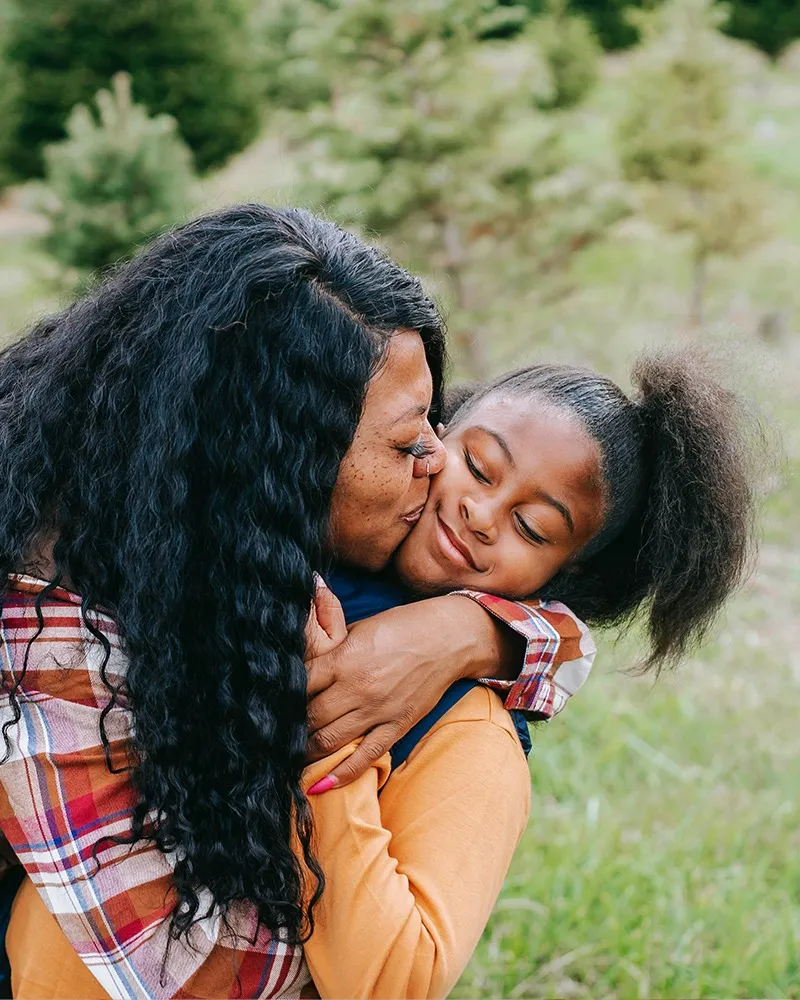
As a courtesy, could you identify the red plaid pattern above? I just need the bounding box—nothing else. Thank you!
[457,591,596,720]
[0,576,309,999]
[0,576,593,999]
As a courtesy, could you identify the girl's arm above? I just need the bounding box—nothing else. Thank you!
[302,686,531,999]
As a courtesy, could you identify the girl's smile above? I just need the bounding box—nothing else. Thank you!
[394,396,605,599]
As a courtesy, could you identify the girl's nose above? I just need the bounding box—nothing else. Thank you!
[412,429,447,478]
[461,495,498,544]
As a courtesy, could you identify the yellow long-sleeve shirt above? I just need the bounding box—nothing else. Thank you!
[8,686,530,999]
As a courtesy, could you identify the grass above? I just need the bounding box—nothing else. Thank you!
[1,53,798,1000]
[451,58,800,1000]
[453,602,800,998]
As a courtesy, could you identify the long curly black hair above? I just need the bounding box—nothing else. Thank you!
[446,349,764,672]
[0,204,446,943]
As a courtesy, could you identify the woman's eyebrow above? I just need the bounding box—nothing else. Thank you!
[392,403,429,425]
[473,425,516,467]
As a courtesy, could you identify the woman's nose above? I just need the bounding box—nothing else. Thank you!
[461,496,497,544]
[412,431,447,478]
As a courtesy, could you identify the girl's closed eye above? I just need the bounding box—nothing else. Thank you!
[515,513,547,546]
[464,448,491,485]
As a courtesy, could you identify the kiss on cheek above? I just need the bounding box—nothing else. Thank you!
[394,396,604,600]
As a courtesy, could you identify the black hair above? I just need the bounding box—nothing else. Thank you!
[0,204,446,944]
[446,349,762,672]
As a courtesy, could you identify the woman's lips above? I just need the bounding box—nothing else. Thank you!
[435,514,478,571]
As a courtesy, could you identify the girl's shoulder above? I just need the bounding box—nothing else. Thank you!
[395,683,525,777]
[429,683,520,738]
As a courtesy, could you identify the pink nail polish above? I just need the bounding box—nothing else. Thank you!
[307,775,338,796]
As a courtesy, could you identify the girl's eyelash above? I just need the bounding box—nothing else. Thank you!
[516,514,546,545]
[464,448,490,484]
[399,439,436,459]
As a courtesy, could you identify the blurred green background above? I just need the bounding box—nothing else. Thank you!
[0,1,798,996]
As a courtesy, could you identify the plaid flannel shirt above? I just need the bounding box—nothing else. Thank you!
[458,590,595,721]
[0,575,594,999]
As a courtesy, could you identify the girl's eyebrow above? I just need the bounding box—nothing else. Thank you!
[473,425,516,467]
[533,489,575,534]
[472,425,575,533]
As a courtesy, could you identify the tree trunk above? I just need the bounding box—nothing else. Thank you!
[690,245,707,328]
[441,217,487,377]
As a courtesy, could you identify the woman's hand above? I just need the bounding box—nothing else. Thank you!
[305,594,522,789]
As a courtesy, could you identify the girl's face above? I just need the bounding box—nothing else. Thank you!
[394,395,605,598]
[329,330,447,571]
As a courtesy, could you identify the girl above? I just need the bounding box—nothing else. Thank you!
[290,350,760,998]
[394,352,758,669]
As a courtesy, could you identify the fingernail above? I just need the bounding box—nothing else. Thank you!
[307,775,338,796]
[313,572,329,590]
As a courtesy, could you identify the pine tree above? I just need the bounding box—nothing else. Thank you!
[40,73,196,274]
[617,0,765,324]
[519,0,800,56]
[0,0,21,188]
[3,0,260,179]
[289,0,620,374]
[530,0,602,109]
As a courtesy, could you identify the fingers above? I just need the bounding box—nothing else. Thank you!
[312,575,347,644]
[306,709,365,762]
[307,679,363,735]
[305,651,337,698]
[308,724,399,792]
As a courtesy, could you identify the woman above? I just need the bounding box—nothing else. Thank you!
[0,205,591,998]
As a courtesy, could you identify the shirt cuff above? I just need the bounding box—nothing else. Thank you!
[453,591,596,720]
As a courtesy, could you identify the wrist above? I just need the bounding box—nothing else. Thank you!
[430,593,511,682]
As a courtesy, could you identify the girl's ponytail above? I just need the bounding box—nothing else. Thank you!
[627,350,759,670]
[502,350,766,672]
[446,350,764,672]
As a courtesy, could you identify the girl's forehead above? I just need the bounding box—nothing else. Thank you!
[457,393,589,446]
[454,394,605,508]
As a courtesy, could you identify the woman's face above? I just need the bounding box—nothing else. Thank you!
[328,330,446,571]
[394,394,605,598]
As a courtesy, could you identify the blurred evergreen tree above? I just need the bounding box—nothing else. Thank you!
[0,1,21,189]
[724,0,800,58]
[617,0,765,324]
[3,0,260,180]
[39,73,196,273]
[520,0,648,49]
[519,0,800,55]
[249,0,332,111]
[530,0,602,109]
[286,0,623,373]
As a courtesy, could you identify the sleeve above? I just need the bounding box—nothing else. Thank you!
[453,592,596,720]
[301,687,531,1000]
[0,686,306,1000]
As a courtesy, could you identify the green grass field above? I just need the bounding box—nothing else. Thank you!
[1,55,798,1000]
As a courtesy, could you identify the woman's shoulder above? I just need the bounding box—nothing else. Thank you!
[2,576,127,709]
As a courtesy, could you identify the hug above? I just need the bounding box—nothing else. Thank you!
[0,205,758,998]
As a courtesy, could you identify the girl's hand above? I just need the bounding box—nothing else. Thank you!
[305,575,348,659]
